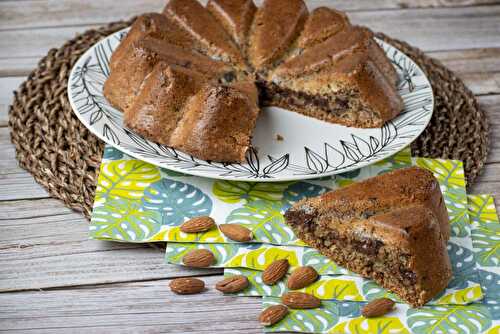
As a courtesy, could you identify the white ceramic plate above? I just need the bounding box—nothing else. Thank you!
[68,28,433,181]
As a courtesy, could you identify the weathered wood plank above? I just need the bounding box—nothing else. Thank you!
[471,163,500,197]
[1,0,498,32]
[0,276,261,333]
[0,5,500,61]
[431,48,500,96]
[0,77,24,126]
[0,57,38,77]
[0,24,101,60]
[0,127,50,200]
[469,94,500,195]
[0,197,222,292]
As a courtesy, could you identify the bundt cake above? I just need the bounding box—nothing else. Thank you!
[104,0,404,162]
[284,167,452,307]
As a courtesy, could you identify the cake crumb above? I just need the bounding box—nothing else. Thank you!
[276,134,284,141]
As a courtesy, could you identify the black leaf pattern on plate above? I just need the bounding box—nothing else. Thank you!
[68,30,433,180]
[304,147,329,173]
[263,154,290,177]
[103,124,120,145]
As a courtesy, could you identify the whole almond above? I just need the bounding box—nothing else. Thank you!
[262,259,289,285]
[282,292,321,309]
[287,266,319,290]
[182,249,216,268]
[215,275,249,293]
[361,298,395,318]
[180,216,215,233]
[219,224,253,242]
[259,305,289,326]
[169,277,205,294]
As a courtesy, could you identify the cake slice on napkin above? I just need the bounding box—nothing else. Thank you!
[284,167,452,307]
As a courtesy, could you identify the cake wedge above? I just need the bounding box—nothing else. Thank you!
[284,167,452,307]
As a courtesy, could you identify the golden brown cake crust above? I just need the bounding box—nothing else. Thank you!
[169,83,259,162]
[207,0,256,50]
[302,166,450,240]
[268,26,402,126]
[298,7,350,49]
[103,36,231,112]
[124,64,210,145]
[248,0,308,70]
[284,167,452,307]
[163,0,245,67]
[109,13,198,72]
[272,26,397,86]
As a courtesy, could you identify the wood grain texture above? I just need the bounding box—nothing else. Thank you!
[431,48,500,95]
[1,0,498,31]
[0,198,222,292]
[0,77,24,126]
[0,276,262,333]
[1,5,500,60]
[0,127,50,200]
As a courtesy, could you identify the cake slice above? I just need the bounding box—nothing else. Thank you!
[206,0,256,52]
[163,0,245,68]
[265,26,402,128]
[103,36,232,112]
[297,7,350,49]
[109,13,197,72]
[247,0,308,71]
[284,167,452,307]
[169,82,259,162]
[123,64,211,145]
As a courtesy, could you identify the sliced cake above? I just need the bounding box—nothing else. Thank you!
[265,26,402,128]
[169,82,260,162]
[206,0,256,52]
[284,167,452,307]
[247,0,308,71]
[103,36,232,112]
[163,0,245,68]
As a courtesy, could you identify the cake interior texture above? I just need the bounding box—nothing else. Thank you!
[284,167,453,307]
[104,0,404,162]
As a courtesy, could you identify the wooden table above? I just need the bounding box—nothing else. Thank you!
[0,1,499,332]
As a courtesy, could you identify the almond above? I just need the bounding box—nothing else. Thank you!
[180,216,215,233]
[215,275,249,293]
[259,305,289,326]
[287,266,319,290]
[281,292,321,309]
[361,298,395,318]
[182,249,216,268]
[262,259,289,285]
[169,277,205,294]
[219,224,253,242]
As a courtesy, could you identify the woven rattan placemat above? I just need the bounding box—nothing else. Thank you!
[8,20,489,219]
